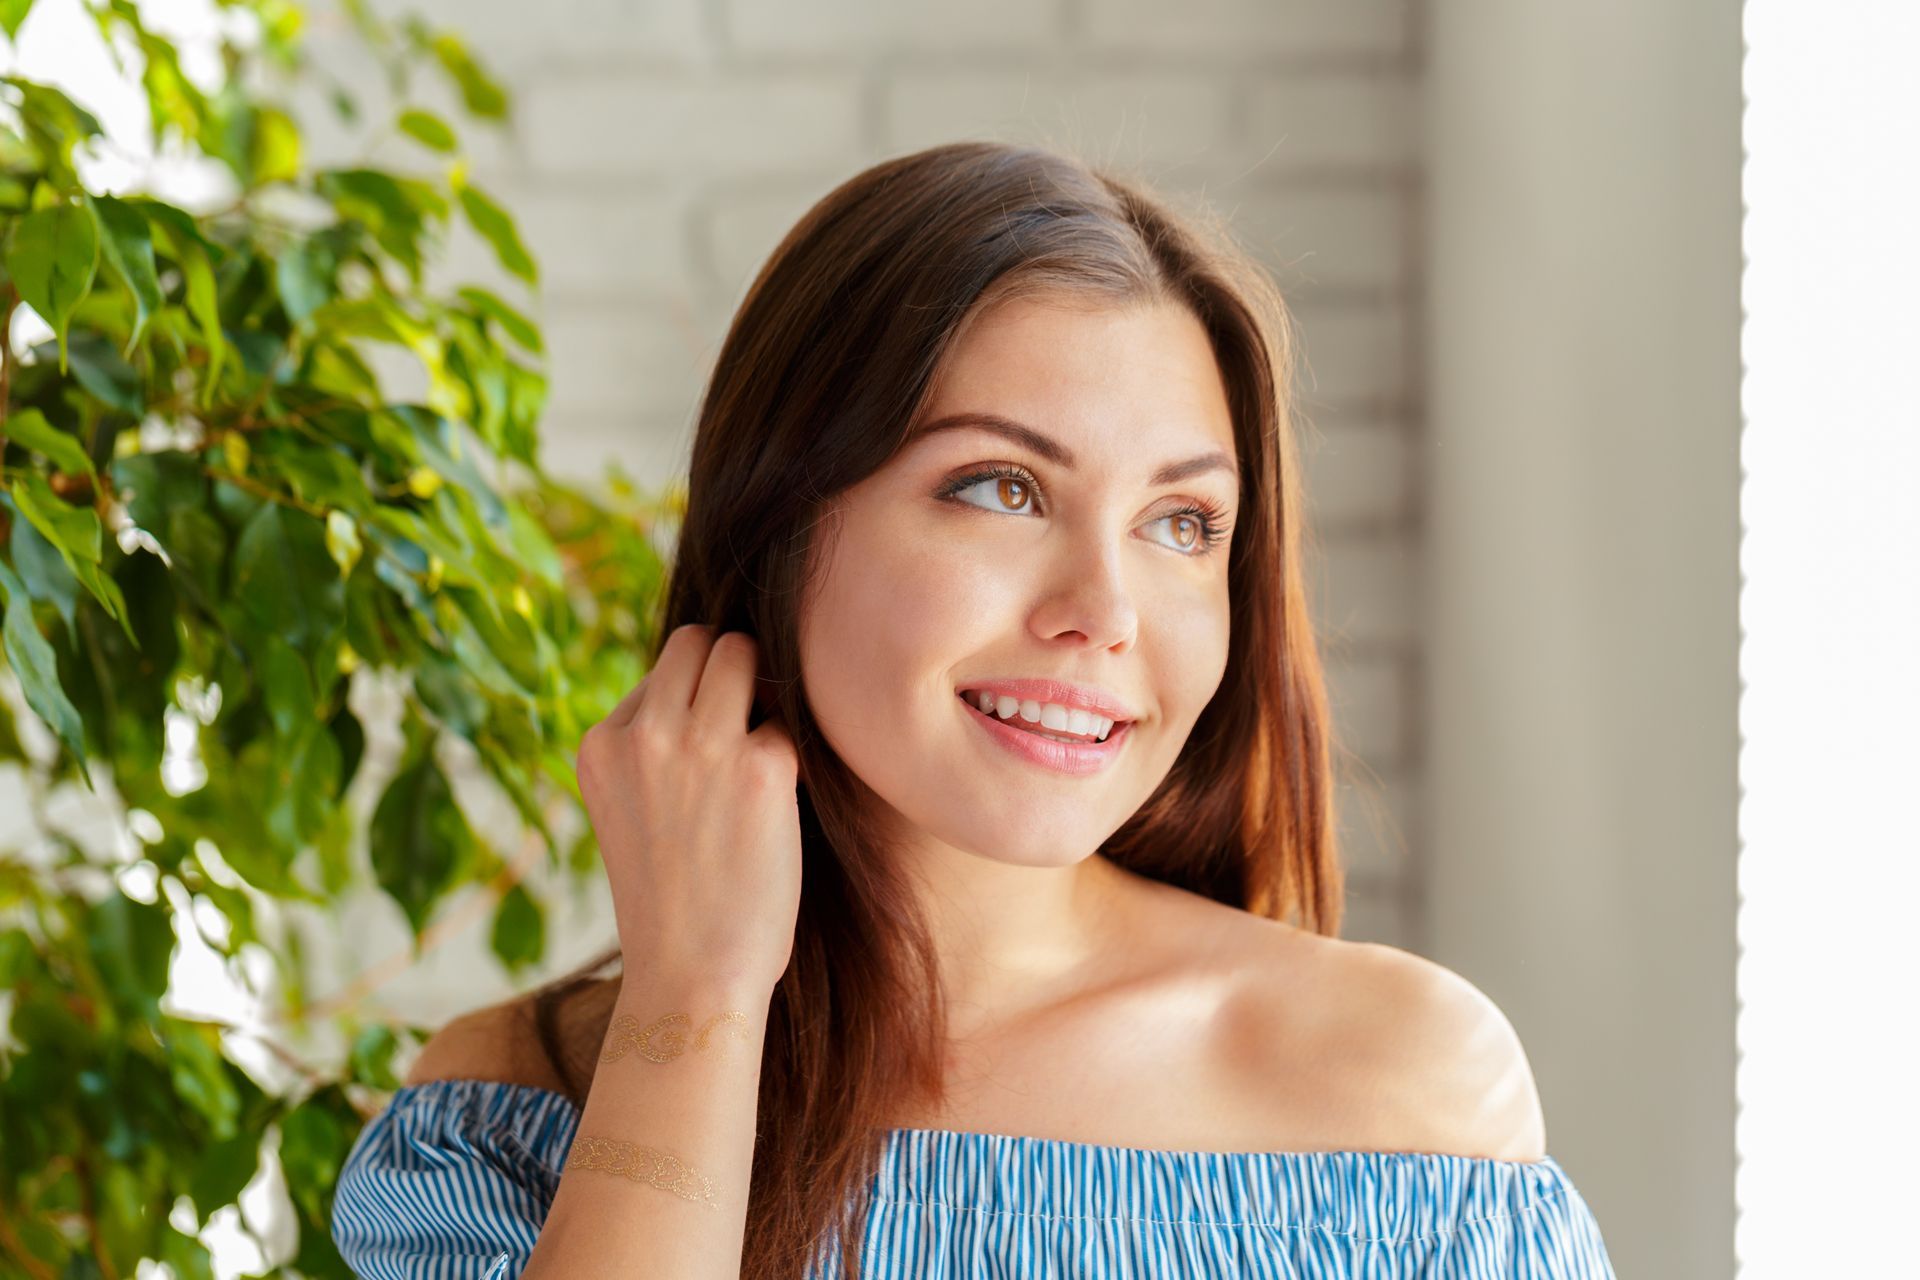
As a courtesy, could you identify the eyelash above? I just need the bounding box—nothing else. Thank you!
[934,462,1233,557]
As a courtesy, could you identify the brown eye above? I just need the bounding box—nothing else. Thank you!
[942,469,1043,517]
[940,463,1230,557]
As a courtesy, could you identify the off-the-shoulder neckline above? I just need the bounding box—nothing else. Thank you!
[392,1076,1561,1171]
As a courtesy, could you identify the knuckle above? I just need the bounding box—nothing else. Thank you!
[752,741,797,780]
[630,714,676,755]
[715,630,758,661]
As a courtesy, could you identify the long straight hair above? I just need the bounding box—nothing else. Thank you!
[520,140,1344,1280]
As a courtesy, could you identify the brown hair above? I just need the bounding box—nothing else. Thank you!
[520,140,1344,1279]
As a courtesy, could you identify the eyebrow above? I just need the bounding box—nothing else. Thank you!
[911,412,1239,488]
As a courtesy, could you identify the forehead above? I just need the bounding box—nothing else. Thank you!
[912,295,1239,469]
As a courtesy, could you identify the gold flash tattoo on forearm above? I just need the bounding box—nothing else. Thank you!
[567,1135,721,1209]
[600,1010,751,1065]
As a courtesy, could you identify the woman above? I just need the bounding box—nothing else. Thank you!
[330,140,1617,1279]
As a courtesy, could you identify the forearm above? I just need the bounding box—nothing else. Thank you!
[520,965,772,1280]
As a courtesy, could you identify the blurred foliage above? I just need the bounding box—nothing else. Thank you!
[0,0,677,1273]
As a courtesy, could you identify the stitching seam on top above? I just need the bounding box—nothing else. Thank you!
[864,1185,1571,1245]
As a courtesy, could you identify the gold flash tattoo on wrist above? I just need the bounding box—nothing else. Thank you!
[567,1135,721,1209]
[601,1010,751,1065]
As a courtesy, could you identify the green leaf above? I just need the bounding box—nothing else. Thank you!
[158,1225,219,1280]
[231,501,344,649]
[67,328,145,415]
[259,434,374,512]
[457,283,542,354]
[490,881,544,973]
[85,192,163,355]
[568,825,601,877]
[96,1163,151,1272]
[116,542,181,710]
[456,181,536,286]
[328,698,365,794]
[247,102,303,186]
[267,718,342,853]
[160,505,227,611]
[365,504,479,592]
[85,889,175,1016]
[275,233,335,326]
[370,736,473,938]
[167,1019,242,1137]
[0,688,22,761]
[429,33,507,120]
[11,472,98,558]
[276,1089,358,1229]
[0,559,87,774]
[413,648,486,737]
[8,472,134,641]
[316,168,446,287]
[504,497,564,591]
[1,1,36,42]
[111,448,208,529]
[397,106,457,153]
[325,508,362,577]
[261,634,313,737]
[187,1132,260,1218]
[503,361,548,464]
[12,498,90,642]
[5,77,103,189]
[2,201,99,373]
[2,406,94,477]
[140,198,228,407]
[389,403,506,527]
[347,1024,404,1090]
[0,926,36,985]
[446,584,539,697]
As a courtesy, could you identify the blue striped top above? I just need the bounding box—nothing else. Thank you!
[331,1077,1617,1278]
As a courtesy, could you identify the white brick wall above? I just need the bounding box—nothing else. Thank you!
[725,0,1063,56]
[291,0,1425,976]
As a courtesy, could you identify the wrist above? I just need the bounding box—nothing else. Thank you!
[615,953,779,1009]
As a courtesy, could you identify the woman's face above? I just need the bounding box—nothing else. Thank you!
[798,293,1240,870]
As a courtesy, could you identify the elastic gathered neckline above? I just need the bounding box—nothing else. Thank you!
[380,1077,1579,1241]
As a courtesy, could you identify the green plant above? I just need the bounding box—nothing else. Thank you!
[0,1,669,1274]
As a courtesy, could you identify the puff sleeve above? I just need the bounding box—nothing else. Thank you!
[330,1078,583,1280]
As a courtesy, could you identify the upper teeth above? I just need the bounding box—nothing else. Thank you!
[965,690,1118,742]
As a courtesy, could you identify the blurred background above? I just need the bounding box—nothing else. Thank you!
[7,0,1818,1277]
[304,1,1743,1269]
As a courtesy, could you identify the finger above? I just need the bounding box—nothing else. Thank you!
[642,623,718,714]
[690,631,760,730]
[606,671,650,729]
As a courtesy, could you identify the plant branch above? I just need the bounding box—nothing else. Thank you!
[70,1153,120,1280]
[0,1207,57,1280]
[291,818,550,1024]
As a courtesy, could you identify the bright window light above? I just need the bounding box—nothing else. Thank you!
[1737,3,1920,1276]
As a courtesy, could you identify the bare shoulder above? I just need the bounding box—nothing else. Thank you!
[1340,939,1547,1160]
[404,980,619,1094]
[1221,925,1548,1162]
[402,997,568,1092]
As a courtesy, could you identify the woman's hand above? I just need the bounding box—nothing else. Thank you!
[575,624,803,995]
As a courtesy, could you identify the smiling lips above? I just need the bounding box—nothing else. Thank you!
[956,689,1121,743]
[958,691,1134,777]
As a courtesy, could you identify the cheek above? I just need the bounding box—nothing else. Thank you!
[1143,585,1233,732]
[808,526,972,654]
[799,521,977,739]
